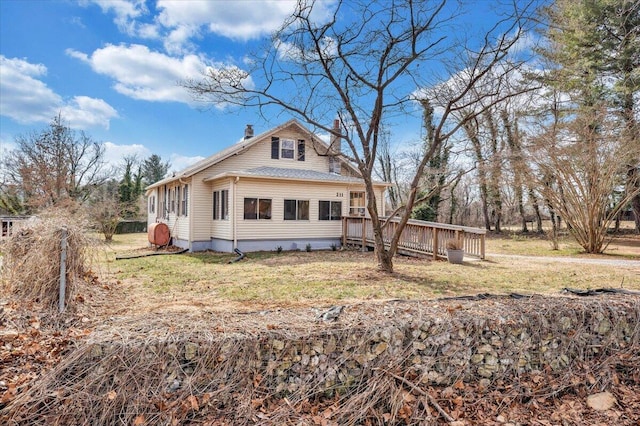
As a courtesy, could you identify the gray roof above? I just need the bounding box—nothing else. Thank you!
[240,166,366,183]
[146,119,362,191]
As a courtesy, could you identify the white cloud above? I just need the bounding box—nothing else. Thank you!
[275,36,337,61]
[61,96,119,129]
[0,55,118,129]
[103,141,150,167]
[82,0,148,36]
[163,24,200,55]
[67,44,204,104]
[156,0,297,42]
[102,143,202,173]
[170,153,205,172]
[510,30,539,56]
[67,44,251,107]
[84,0,337,62]
[0,135,17,157]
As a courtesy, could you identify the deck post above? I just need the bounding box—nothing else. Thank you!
[432,225,438,260]
[361,217,367,251]
[455,230,464,252]
[481,233,485,260]
[342,217,346,247]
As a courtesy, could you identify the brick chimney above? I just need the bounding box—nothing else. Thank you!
[244,124,254,140]
[330,119,341,154]
[328,119,342,174]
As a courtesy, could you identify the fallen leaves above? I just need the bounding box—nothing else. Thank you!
[0,300,92,409]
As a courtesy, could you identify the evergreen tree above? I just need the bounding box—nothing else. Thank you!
[118,156,143,218]
[142,154,170,186]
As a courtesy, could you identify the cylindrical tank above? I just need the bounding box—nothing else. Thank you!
[148,222,170,247]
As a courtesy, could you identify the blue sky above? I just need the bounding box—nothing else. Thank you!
[0,0,536,174]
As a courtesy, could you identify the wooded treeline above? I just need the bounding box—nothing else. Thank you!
[0,115,171,240]
[384,0,639,254]
[1,0,637,262]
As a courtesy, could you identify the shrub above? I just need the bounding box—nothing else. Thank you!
[1,210,94,310]
[446,239,463,250]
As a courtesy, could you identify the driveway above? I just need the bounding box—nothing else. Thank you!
[487,253,640,269]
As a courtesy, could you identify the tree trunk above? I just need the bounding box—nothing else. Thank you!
[485,111,502,233]
[502,109,527,232]
[465,121,491,230]
[375,245,394,272]
[363,172,394,273]
[529,189,544,233]
[631,190,640,233]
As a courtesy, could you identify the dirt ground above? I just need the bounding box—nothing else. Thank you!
[2,231,640,424]
[604,234,640,256]
[2,290,640,425]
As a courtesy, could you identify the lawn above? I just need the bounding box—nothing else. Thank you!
[94,231,640,316]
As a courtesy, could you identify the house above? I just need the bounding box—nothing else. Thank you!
[145,119,389,252]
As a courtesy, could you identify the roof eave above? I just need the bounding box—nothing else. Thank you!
[203,171,390,187]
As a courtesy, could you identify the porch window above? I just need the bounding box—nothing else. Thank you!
[149,195,155,214]
[213,191,219,220]
[213,190,229,220]
[181,185,189,216]
[221,190,229,220]
[319,200,342,220]
[284,199,309,220]
[163,186,168,219]
[349,191,366,216]
[244,197,272,220]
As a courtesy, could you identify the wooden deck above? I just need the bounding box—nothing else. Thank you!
[342,216,486,260]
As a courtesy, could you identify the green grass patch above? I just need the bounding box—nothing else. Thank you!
[99,237,640,315]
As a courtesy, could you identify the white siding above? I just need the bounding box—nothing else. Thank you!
[209,179,232,240]
[189,175,210,241]
[146,188,158,229]
[233,178,383,241]
[146,121,387,249]
[198,123,357,181]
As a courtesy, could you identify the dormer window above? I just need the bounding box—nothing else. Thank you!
[271,136,305,161]
[281,139,295,159]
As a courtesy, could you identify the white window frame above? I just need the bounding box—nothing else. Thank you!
[281,138,295,159]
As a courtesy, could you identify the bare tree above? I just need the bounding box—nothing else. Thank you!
[375,130,403,211]
[184,0,538,272]
[537,0,640,232]
[2,115,105,211]
[463,116,492,230]
[501,108,538,232]
[528,107,640,253]
[88,179,121,241]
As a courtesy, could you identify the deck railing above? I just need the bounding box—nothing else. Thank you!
[342,216,486,260]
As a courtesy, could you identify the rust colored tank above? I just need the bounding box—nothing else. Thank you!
[148,222,170,247]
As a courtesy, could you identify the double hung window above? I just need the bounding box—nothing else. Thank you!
[244,198,272,220]
[284,199,309,220]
